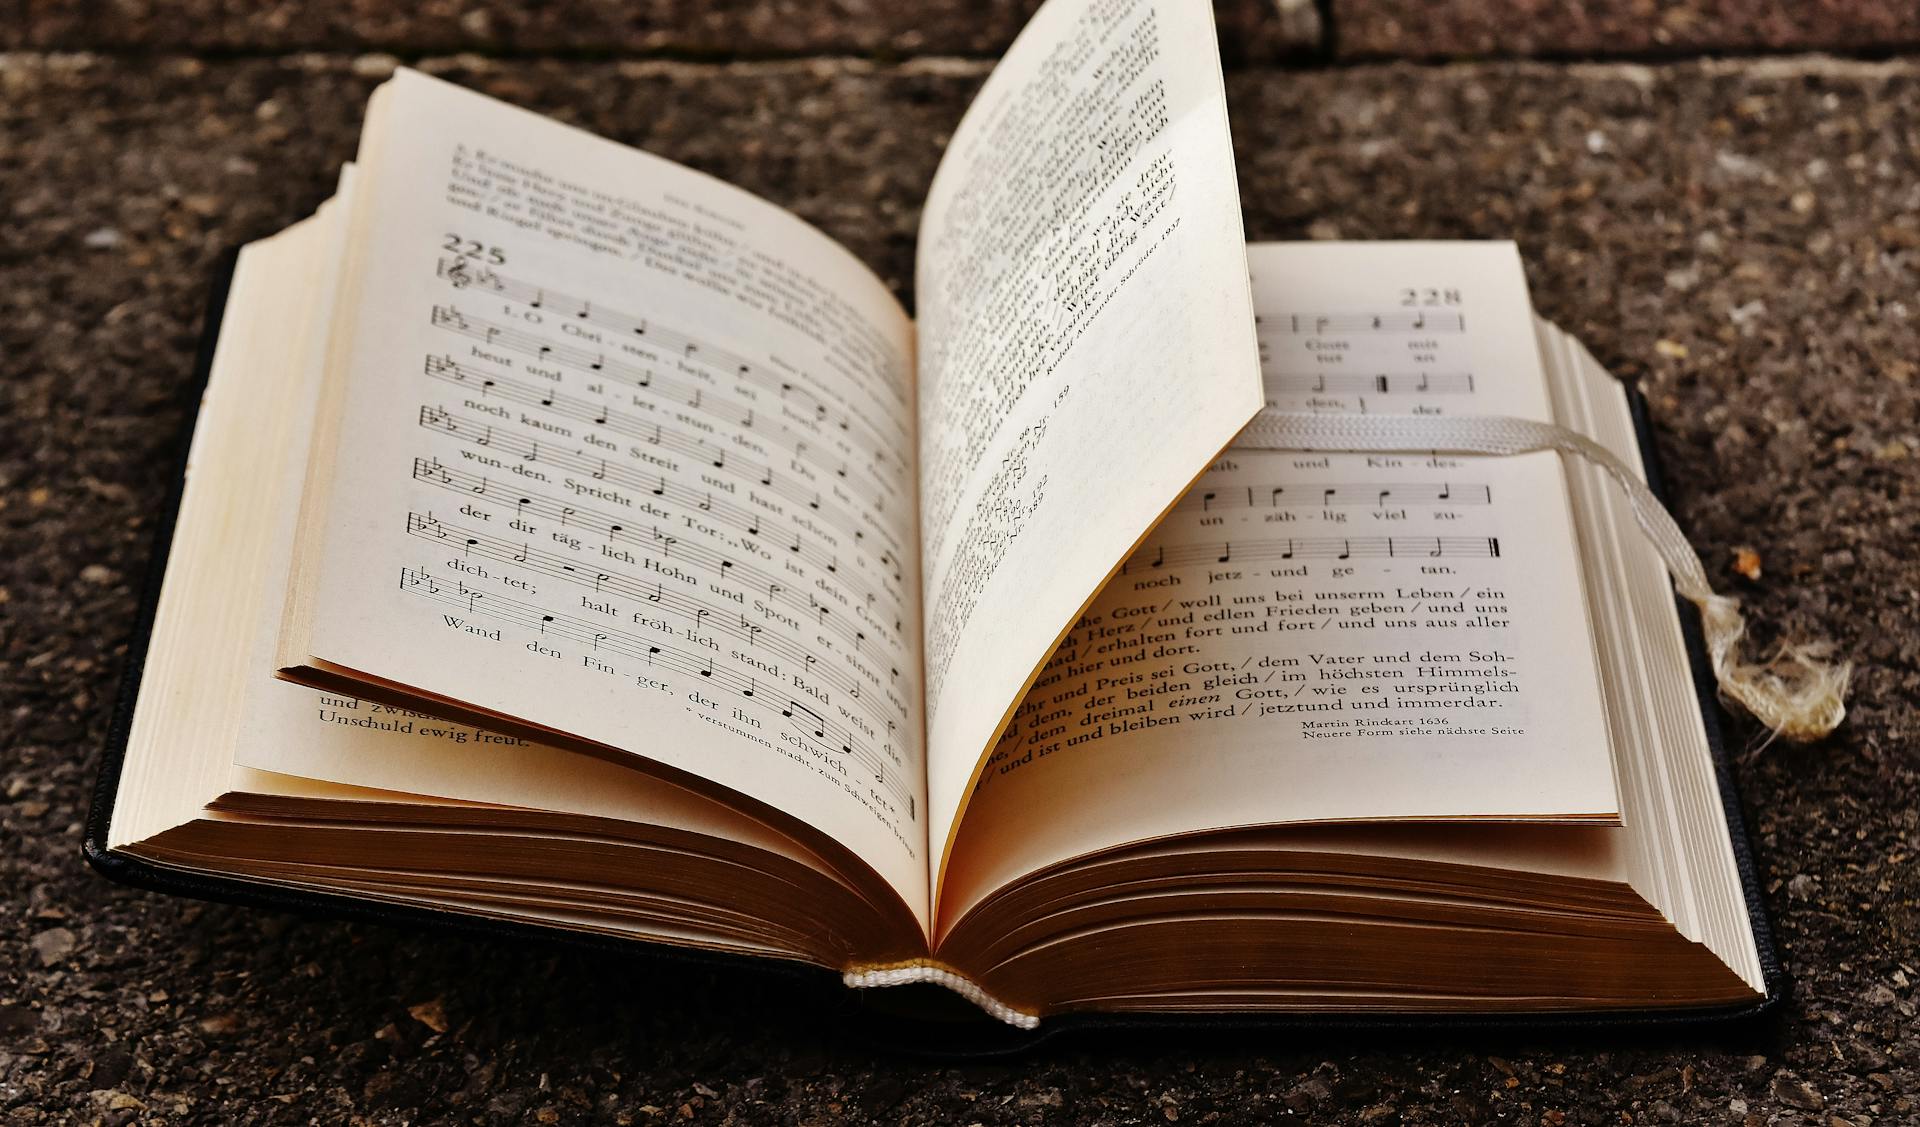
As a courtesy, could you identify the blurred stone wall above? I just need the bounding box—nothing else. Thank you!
[14,0,1920,60]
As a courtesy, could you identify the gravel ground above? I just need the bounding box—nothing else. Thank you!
[3,42,1916,1127]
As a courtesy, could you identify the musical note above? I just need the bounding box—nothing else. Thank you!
[1171,480,1487,515]
[787,699,827,740]
[1266,310,1465,335]
[1266,372,1475,397]
[1121,535,1502,571]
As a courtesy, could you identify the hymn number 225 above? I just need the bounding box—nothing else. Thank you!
[443,234,507,266]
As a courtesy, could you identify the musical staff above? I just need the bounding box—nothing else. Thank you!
[407,511,899,701]
[422,354,900,555]
[416,408,906,601]
[1263,310,1467,335]
[412,458,908,656]
[423,351,891,506]
[1265,372,1475,397]
[1119,535,1502,573]
[399,567,914,813]
[432,261,905,459]
[1173,481,1491,515]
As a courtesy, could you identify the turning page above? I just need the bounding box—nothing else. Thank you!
[913,0,1264,883]
[942,242,1621,926]
[288,70,930,908]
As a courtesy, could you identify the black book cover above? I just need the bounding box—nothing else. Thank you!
[84,255,1789,1054]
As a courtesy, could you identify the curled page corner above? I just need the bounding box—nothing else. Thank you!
[842,960,1041,1030]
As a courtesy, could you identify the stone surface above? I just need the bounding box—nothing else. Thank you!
[1333,0,1920,59]
[5,48,1919,1125]
[21,0,1920,61]
[12,0,1321,62]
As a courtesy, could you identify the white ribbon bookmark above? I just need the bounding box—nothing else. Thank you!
[843,961,1043,1029]
[847,410,1848,1032]
[1237,410,1850,744]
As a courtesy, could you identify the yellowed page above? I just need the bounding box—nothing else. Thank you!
[294,70,929,909]
[914,0,1264,886]
[940,242,1620,932]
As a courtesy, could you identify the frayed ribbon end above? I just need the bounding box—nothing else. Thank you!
[1697,594,1851,744]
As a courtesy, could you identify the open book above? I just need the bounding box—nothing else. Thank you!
[92,0,1779,1034]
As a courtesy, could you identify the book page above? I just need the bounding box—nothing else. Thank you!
[939,242,1621,931]
[292,70,929,908]
[913,0,1264,883]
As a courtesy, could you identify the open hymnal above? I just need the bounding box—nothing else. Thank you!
[92,0,1781,1033]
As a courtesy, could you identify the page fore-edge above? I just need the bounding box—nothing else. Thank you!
[84,256,1789,1054]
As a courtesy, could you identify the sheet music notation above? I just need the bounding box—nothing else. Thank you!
[433,258,904,462]
[422,355,899,557]
[423,352,890,505]
[406,511,900,704]
[1172,481,1492,514]
[398,566,915,813]
[1264,372,1476,398]
[415,407,907,603]
[1261,310,1468,334]
[1121,535,1503,573]
[410,457,909,658]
